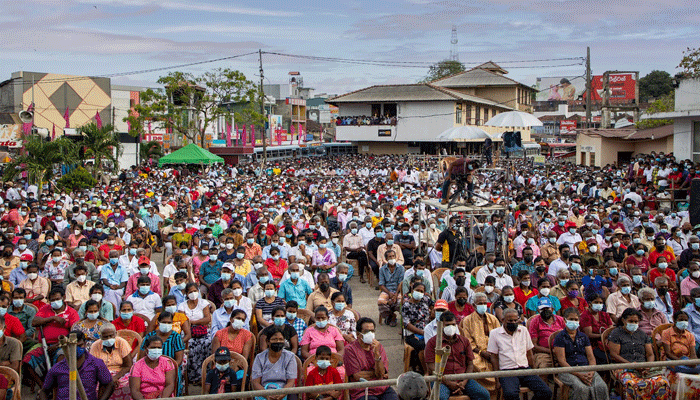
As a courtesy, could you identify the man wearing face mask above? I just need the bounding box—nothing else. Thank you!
[344,317,395,400]
[528,297,566,370]
[487,308,553,400]
[425,311,490,400]
[605,276,640,324]
[39,330,114,400]
[127,276,162,322]
[547,245,571,279]
[680,262,700,306]
[435,216,462,268]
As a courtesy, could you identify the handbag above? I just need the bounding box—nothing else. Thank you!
[191,324,208,338]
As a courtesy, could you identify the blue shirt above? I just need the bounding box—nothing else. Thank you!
[262,244,288,260]
[525,295,562,312]
[200,260,223,285]
[278,278,313,308]
[683,304,700,344]
[141,214,163,233]
[9,267,27,287]
[169,286,186,305]
[379,264,405,293]
[100,263,129,286]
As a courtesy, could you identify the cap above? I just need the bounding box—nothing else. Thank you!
[138,256,150,265]
[214,346,231,362]
[538,297,553,310]
[221,262,234,271]
[20,254,33,262]
[435,299,449,310]
[396,371,428,400]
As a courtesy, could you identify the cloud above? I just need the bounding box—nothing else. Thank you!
[71,0,301,17]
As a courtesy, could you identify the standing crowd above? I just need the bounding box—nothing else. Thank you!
[0,151,696,400]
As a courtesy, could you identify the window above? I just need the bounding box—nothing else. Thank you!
[456,103,463,124]
[383,103,397,118]
[492,109,497,119]
[589,152,596,166]
[465,105,471,124]
[475,106,481,125]
[371,104,381,118]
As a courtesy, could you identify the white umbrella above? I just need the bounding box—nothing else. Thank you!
[485,111,543,127]
[436,126,491,141]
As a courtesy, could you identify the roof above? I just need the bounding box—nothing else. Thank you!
[431,65,534,90]
[474,61,508,75]
[580,124,674,140]
[328,83,512,109]
[158,143,224,166]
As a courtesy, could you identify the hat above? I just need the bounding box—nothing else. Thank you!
[221,262,234,271]
[435,299,449,310]
[20,254,33,262]
[537,297,553,310]
[214,347,231,362]
[396,372,428,400]
[138,256,150,265]
[586,238,597,244]
[613,228,625,235]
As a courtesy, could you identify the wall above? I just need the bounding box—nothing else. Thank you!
[357,141,409,154]
[676,79,700,112]
[111,88,132,133]
[118,142,138,169]
[338,103,372,116]
[474,86,518,109]
[599,138,634,167]
[633,136,674,156]
[396,101,455,141]
[674,119,693,160]
[576,134,601,166]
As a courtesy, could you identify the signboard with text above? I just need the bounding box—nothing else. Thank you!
[560,120,577,135]
[0,125,22,148]
[590,73,636,103]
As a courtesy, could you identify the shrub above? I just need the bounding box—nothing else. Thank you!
[56,167,97,191]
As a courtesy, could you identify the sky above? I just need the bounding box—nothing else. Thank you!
[0,0,698,96]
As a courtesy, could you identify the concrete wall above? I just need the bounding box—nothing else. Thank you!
[634,136,674,156]
[576,134,602,167]
[677,79,700,112]
[336,125,396,142]
[338,103,371,116]
[674,119,694,160]
[118,142,138,169]
[398,101,455,141]
[357,141,409,154]
[111,88,131,133]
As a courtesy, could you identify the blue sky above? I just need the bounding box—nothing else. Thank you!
[1,0,698,95]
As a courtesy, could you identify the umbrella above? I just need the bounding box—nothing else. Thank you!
[436,126,491,141]
[485,111,543,127]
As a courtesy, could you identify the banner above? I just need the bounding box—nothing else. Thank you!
[535,76,586,102]
[0,125,23,148]
[591,73,636,103]
[560,120,577,135]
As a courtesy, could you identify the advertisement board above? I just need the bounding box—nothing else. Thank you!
[591,73,636,103]
[560,120,577,135]
[535,76,586,102]
[269,115,283,134]
[0,125,22,147]
[378,129,392,137]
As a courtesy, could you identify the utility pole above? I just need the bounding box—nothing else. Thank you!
[586,46,592,129]
[259,49,267,165]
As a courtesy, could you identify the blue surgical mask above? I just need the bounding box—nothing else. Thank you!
[677,321,689,331]
[129,248,137,255]
[121,312,133,320]
[591,303,604,312]
[317,359,331,369]
[476,304,487,315]
[566,320,579,331]
[626,323,639,332]
[495,266,505,275]
[315,320,328,329]
[386,240,394,246]
[274,317,286,326]
[620,286,631,295]
[147,348,163,360]
[139,286,150,295]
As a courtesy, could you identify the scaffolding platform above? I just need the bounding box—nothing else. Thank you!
[422,199,507,213]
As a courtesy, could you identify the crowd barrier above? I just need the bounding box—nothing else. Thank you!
[151,358,700,400]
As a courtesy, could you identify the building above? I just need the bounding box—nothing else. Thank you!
[0,71,112,136]
[576,124,674,167]
[642,78,700,162]
[329,62,537,154]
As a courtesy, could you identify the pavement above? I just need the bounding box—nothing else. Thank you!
[22,251,405,399]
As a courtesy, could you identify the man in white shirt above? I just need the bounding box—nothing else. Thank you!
[547,245,571,278]
[623,187,643,206]
[358,217,375,246]
[557,226,582,255]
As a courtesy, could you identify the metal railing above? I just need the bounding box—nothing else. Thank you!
[150,358,700,400]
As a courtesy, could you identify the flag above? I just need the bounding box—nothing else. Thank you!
[242,125,247,147]
[22,103,34,135]
[241,124,246,146]
[250,125,255,146]
[226,122,232,147]
[290,124,296,144]
[52,124,56,140]
[64,107,70,128]
[95,111,102,128]
[297,123,301,145]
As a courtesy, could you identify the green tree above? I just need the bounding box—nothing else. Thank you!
[77,123,122,172]
[3,135,78,187]
[421,60,466,83]
[126,68,263,147]
[140,140,164,162]
[679,47,700,78]
[638,70,674,102]
[636,92,674,129]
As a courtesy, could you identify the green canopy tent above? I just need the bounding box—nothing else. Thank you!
[158,143,224,167]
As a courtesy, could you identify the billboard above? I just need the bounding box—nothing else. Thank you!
[591,73,636,103]
[0,125,22,147]
[535,76,586,102]
[560,120,577,135]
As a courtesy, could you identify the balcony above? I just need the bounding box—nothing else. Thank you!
[336,125,396,141]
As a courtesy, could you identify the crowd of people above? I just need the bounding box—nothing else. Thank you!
[334,116,397,126]
[0,150,697,400]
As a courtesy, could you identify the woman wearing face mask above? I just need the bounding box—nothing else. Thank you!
[259,307,299,354]
[255,281,286,329]
[72,299,108,349]
[46,248,70,288]
[624,243,651,274]
[552,308,609,400]
[151,295,192,344]
[191,243,209,277]
[139,311,185,395]
[171,222,192,252]
[251,327,298,400]
[264,247,288,283]
[229,245,252,277]
[212,309,254,364]
[300,306,345,369]
[78,285,115,321]
[89,323,132,400]
[660,310,700,397]
[311,237,338,280]
[492,286,524,323]
[559,281,588,315]
[580,293,613,365]
[130,335,177,400]
[113,301,146,338]
[608,307,670,400]
[328,292,357,343]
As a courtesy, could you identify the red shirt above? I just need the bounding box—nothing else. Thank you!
[36,304,80,344]
[447,301,474,324]
[649,248,676,266]
[648,267,676,288]
[559,296,588,315]
[2,313,25,339]
[306,366,342,387]
[113,316,147,348]
[264,259,288,281]
[514,287,538,308]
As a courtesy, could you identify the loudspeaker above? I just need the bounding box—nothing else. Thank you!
[690,178,700,226]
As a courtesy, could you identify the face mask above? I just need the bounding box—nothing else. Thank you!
[387,259,396,266]
[505,322,519,332]
[536,266,546,273]
[265,289,276,298]
[337,273,348,282]
[120,311,133,320]
[247,239,254,245]
[643,301,656,310]
[540,309,553,319]
[216,362,230,372]
[269,342,285,352]
[609,268,618,276]
[232,288,243,297]
[693,243,700,251]
[315,320,328,329]
[588,246,597,253]
[476,304,488,315]
[158,323,172,333]
[221,273,231,281]
[677,321,689,331]
[165,305,177,314]
[147,348,163,360]
[539,288,550,296]
[620,286,631,295]
[520,280,530,287]
[12,299,23,308]
[139,286,150,295]
[484,285,494,294]
[87,312,99,320]
[90,293,103,302]
[102,338,116,347]
[495,266,505,275]
[569,228,576,234]
[224,299,236,309]
[176,282,186,291]
[503,295,515,303]
[316,359,331,370]
[658,262,668,270]
[568,290,579,298]
[591,303,604,312]
[443,325,458,337]
[51,300,63,309]
[626,322,639,332]
[632,275,643,284]
[412,291,424,301]
[566,320,579,331]
[560,279,569,287]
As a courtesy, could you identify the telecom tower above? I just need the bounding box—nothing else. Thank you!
[449,26,459,61]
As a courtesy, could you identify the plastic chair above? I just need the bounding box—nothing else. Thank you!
[651,323,673,360]
[601,326,624,395]
[431,267,448,298]
[0,366,20,400]
[301,353,347,400]
[200,352,248,394]
[295,355,304,387]
[116,329,142,360]
[547,329,569,400]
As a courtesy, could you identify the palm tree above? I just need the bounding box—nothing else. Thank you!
[139,140,164,163]
[3,135,78,188]
[77,123,122,172]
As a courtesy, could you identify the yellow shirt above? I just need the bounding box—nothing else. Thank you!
[65,280,95,308]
